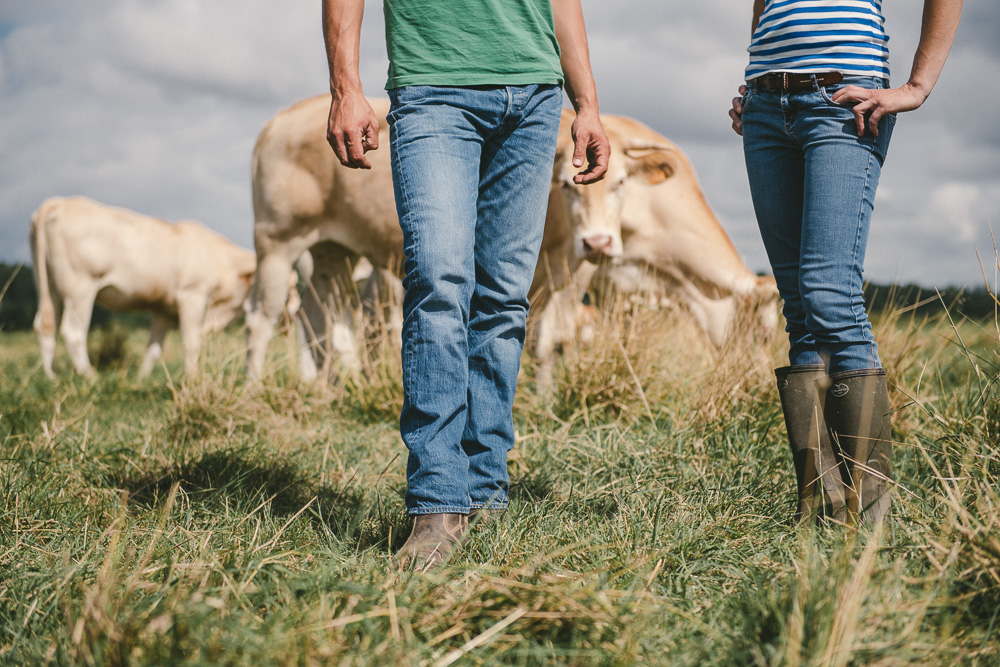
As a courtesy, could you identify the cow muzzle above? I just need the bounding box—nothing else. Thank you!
[578,233,620,263]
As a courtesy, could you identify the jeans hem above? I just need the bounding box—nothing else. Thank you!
[469,502,509,510]
[408,506,471,516]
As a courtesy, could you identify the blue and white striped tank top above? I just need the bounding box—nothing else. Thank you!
[745,0,890,81]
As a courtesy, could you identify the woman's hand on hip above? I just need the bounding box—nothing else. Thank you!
[832,83,926,138]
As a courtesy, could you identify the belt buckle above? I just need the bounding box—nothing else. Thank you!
[782,72,789,90]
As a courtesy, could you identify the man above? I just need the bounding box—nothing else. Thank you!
[321,0,609,569]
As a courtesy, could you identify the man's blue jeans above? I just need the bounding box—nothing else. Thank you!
[386,84,562,515]
[742,76,895,374]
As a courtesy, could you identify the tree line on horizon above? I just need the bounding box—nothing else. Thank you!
[1,262,996,333]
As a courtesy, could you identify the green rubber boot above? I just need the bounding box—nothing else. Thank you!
[775,365,847,523]
[819,369,893,527]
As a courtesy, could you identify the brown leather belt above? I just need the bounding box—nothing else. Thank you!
[756,71,844,92]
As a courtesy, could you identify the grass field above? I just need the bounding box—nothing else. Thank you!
[1,297,998,665]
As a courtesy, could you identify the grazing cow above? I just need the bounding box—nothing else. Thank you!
[528,116,779,383]
[245,96,670,380]
[29,196,289,378]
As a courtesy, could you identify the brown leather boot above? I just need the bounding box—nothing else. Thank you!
[396,513,468,572]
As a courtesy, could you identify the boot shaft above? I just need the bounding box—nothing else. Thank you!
[775,365,846,523]
[819,369,893,526]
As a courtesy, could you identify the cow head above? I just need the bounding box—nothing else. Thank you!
[553,110,675,265]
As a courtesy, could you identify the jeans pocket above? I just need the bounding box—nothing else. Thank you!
[819,77,886,107]
[819,86,842,107]
[390,85,434,109]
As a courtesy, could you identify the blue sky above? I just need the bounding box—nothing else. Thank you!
[1,1,996,288]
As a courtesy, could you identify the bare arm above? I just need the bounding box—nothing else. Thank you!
[833,0,964,136]
[730,1,766,135]
[322,0,380,168]
[751,0,764,36]
[551,0,609,184]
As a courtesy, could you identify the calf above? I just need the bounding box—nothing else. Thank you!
[29,196,285,378]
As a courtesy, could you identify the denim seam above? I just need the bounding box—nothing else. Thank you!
[409,506,471,516]
[390,117,420,425]
[470,502,509,510]
[852,146,876,367]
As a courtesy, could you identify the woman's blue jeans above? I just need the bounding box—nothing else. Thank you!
[741,76,895,373]
[387,84,562,515]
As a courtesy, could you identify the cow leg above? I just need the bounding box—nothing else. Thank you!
[294,311,319,383]
[531,289,571,390]
[34,291,62,379]
[529,261,597,391]
[300,241,362,379]
[59,294,96,378]
[177,294,208,375]
[246,252,297,379]
[139,313,172,378]
[680,283,736,350]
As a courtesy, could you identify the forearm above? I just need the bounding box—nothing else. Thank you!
[906,0,964,100]
[322,0,366,97]
[551,0,599,114]
[751,0,764,36]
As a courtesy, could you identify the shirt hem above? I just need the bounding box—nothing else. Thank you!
[386,72,564,91]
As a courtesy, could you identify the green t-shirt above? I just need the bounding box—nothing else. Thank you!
[383,0,564,89]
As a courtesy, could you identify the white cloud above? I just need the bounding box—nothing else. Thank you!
[0,0,996,290]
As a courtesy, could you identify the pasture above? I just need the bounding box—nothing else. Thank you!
[1,297,998,665]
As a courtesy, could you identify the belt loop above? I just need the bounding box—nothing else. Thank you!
[810,74,819,91]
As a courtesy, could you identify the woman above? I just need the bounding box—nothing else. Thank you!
[729,0,963,526]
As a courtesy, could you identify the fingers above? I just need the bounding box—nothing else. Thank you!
[729,85,748,136]
[327,129,349,166]
[574,138,609,184]
[328,129,372,169]
[570,113,610,185]
[572,138,587,169]
[363,121,380,152]
[345,128,371,168]
[832,86,882,138]
[851,102,869,137]
[327,98,380,170]
[831,84,865,105]
[729,107,743,136]
[867,107,882,138]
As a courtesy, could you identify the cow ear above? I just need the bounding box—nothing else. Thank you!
[625,147,675,185]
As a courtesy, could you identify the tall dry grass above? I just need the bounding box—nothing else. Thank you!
[2,253,999,664]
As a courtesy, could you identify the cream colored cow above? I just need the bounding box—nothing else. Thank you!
[244,96,669,380]
[529,117,780,381]
[29,196,286,378]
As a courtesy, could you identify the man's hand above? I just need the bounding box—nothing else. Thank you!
[729,85,748,136]
[570,109,609,184]
[327,94,380,169]
[831,83,925,137]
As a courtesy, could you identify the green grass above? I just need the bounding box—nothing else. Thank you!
[1,301,999,666]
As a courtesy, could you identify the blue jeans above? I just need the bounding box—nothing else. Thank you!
[742,76,895,373]
[387,84,562,515]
